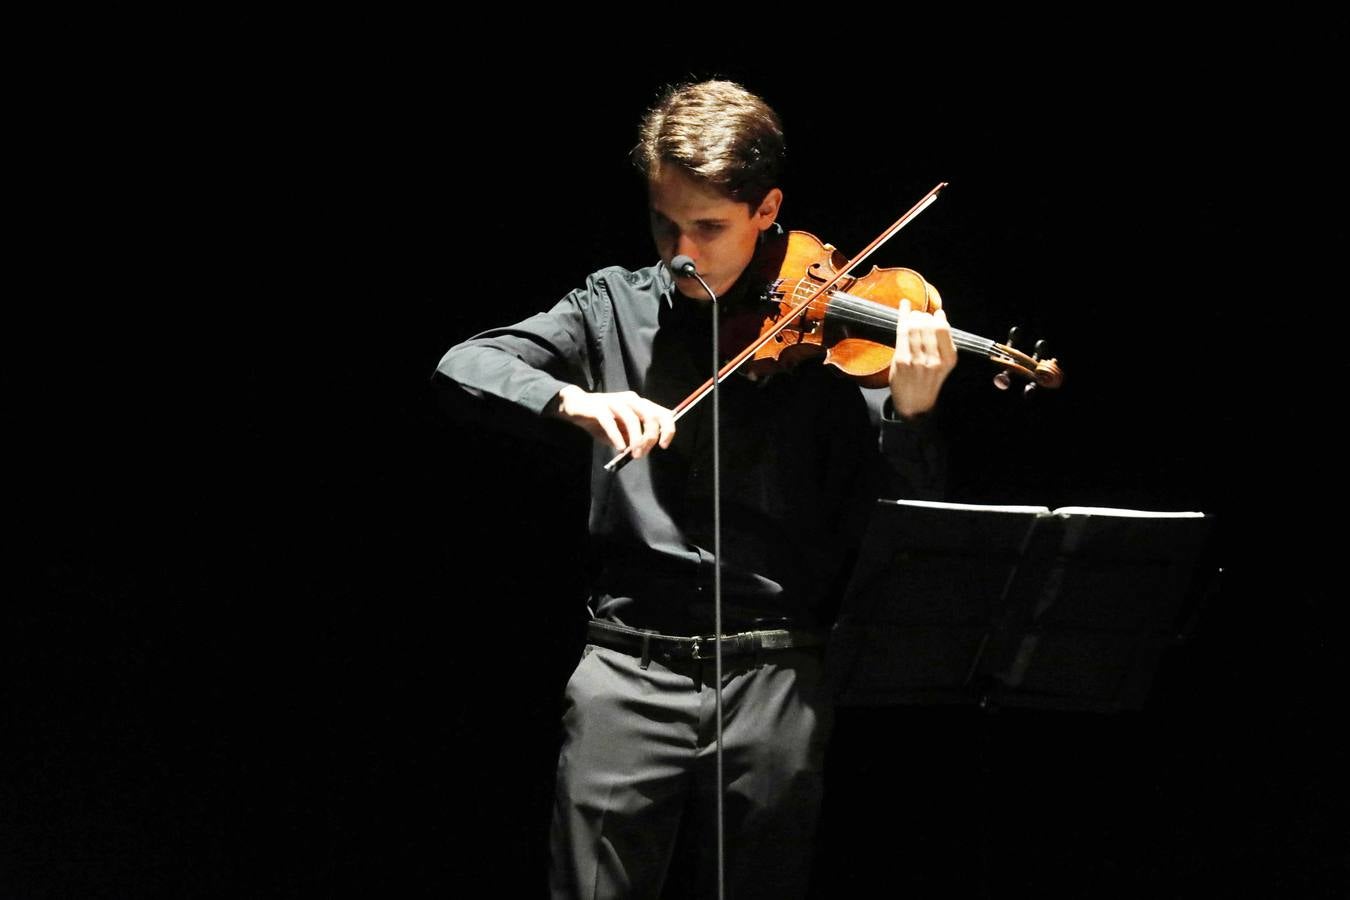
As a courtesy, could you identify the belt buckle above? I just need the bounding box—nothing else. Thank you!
[689,634,728,660]
[690,633,748,660]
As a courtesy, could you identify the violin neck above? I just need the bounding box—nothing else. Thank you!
[825,291,997,359]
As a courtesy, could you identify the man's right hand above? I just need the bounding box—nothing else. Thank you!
[549,386,676,460]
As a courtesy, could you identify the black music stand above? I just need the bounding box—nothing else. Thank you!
[826,500,1216,713]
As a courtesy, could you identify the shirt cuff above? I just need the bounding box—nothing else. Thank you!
[517,374,574,417]
[879,395,937,432]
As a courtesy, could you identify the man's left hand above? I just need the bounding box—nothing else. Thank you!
[889,296,957,420]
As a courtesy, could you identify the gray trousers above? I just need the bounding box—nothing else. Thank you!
[548,643,834,899]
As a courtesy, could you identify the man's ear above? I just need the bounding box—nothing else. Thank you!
[755,188,783,230]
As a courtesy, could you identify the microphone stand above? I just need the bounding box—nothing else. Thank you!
[671,256,726,900]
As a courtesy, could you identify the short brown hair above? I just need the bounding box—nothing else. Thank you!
[631,80,785,207]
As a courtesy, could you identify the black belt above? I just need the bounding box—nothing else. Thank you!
[586,619,825,665]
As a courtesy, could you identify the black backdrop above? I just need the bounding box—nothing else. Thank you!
[11,22,1346,898]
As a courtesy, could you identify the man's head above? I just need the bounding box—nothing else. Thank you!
[632,80,784,208]
[633,80,785,300]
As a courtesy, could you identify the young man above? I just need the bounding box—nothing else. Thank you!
[436,80,956,899]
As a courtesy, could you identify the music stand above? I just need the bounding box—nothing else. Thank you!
[826,500,1215,713]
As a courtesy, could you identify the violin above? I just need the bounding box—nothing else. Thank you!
[743,229,1064,390]
[604,182,1063,472]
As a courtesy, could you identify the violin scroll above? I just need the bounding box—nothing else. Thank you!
[991,326,1063,392]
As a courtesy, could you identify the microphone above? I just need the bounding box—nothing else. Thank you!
[670,246,729,897]
[671,255,697,277]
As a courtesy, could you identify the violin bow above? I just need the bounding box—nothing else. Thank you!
[604,182,950,473]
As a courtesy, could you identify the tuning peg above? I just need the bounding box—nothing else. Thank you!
[993,371,1011,390]
[1024,382,1037,396]
[1006,326,1020,349]
[1033,339,1048,361]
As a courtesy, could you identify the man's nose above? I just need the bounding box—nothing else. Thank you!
[675,232,699,263]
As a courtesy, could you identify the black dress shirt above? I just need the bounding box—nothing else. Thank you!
[435,236,945,635]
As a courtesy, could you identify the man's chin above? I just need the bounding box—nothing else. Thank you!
[675,276,719,302]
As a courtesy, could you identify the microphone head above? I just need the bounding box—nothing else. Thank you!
[670,255,697,277]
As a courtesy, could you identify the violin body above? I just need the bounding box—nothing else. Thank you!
[749,230,945,388]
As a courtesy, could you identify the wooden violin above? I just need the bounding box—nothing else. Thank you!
[605,182,1063,472]
[742,228,1063,390]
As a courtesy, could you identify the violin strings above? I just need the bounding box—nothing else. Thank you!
[770,280,996,355]
[829,294,995,354]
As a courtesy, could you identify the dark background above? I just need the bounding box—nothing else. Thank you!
[10,20,1345,898]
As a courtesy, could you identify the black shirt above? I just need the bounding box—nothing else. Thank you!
[435,242,945,634]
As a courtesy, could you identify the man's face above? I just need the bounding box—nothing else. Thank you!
[648,166,782,301]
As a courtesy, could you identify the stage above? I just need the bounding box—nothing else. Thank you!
[10,22,1344,897]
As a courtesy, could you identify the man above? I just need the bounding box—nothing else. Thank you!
[436,80,956,899]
